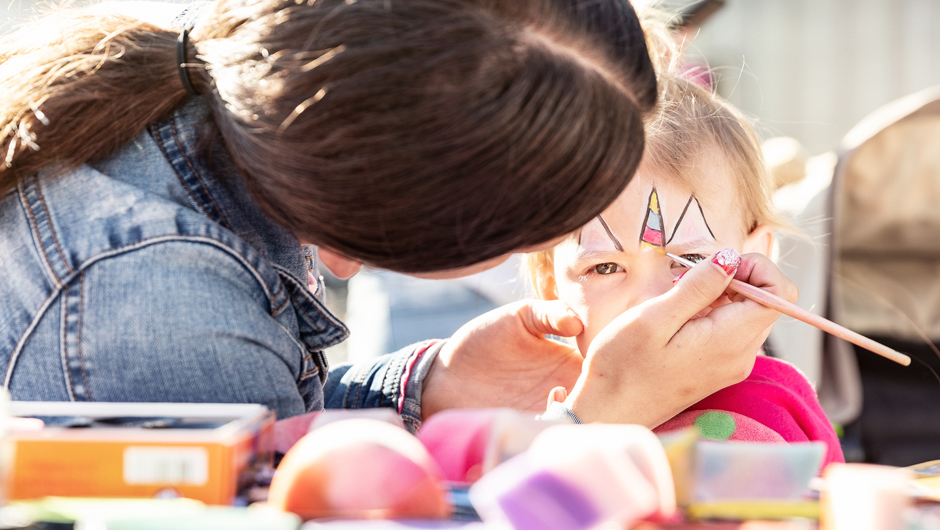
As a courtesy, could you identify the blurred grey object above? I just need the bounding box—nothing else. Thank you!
[771,85,940,465]
[344,257,528,363]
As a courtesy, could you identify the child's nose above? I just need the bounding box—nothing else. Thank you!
[626,256,676,308]
[630,276,674,307]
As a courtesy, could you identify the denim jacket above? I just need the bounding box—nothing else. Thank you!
[0,98,434,430]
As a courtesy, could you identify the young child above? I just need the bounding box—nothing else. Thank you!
[527,73,844,467]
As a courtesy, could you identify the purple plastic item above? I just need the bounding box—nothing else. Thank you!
[497,470,599,530]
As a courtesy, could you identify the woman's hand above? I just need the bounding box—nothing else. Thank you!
[566,251,797,427]
[421,251,796,427]
[421,300,585,419]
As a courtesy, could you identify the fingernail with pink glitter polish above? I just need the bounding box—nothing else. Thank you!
[712,248,741,276]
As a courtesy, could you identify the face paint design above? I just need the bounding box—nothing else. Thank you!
[639,189,665,250]
[578,214,623,253]
[665,196,716,246]
[576,188,717,258]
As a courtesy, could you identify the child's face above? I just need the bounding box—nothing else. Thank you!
[548,162,773,355]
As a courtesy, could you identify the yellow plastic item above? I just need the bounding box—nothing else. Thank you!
[687,499,819,521]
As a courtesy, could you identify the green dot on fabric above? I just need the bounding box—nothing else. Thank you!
[693,411,736,441]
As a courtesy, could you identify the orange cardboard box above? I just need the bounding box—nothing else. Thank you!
[7,402,274,505]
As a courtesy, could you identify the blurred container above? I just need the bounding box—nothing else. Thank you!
[821,463,912,530]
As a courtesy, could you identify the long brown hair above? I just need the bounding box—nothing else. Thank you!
[0,0,657,273]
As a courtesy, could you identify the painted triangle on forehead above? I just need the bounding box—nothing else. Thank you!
[578,215,623,252]
[639,188,665,250]
[666,195,716,245]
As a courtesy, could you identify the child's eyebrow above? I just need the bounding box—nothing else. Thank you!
[572,249,623,262]
[665,238,715,253]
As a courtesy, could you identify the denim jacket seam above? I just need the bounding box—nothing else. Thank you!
[383,351,406,410]
[292,302,327,333]
[400,341,443,431]
[65,236,311,383]
[59,283,76,402]
[350,366,370,409]
[76,272,93,401]
[352,369,366,408]
[5,235,288,389]
[81,235,280,311]
[341,377,352,409]
[18,180,63,288]
[168,115,232,229]
[59,272,92,402]
[149,123,225,226]
[269,317,313,381]
[271,264,345,334]
[272,293,291,317]
[6,287,63,388]
[152,132,206,217]
[33,177,77,276]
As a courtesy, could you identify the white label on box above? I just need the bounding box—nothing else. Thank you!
[123,446,209,486]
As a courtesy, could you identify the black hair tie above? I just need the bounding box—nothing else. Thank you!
[177,28,199,96]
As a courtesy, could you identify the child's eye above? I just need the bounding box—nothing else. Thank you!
[593,263,623,275]
[670,254,707,269]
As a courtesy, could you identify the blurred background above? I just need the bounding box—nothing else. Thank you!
[675,0,940,155]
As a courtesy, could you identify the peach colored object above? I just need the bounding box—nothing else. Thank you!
[275,409,406,456]
[666,253,911,366]
[268,419,450,520]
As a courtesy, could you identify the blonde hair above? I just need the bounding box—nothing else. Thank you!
[643,74,783,234]
[526,45,783,297]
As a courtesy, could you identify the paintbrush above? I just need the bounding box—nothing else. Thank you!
[666,252,912,367]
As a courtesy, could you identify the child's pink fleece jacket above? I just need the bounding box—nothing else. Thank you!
[655,355,845,468]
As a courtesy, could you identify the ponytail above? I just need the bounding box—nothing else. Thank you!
[0,10,199,194]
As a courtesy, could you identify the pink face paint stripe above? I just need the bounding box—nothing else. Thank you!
[639,188,664,248]
[642,228,663,246]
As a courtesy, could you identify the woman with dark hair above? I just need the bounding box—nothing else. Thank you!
[0,0,793,429]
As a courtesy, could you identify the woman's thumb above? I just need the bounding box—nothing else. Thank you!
[516,299,584,338]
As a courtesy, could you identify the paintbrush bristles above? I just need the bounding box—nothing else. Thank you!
[665,253,912,367]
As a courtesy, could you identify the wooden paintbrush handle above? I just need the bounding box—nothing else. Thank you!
[728,278,911,366]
